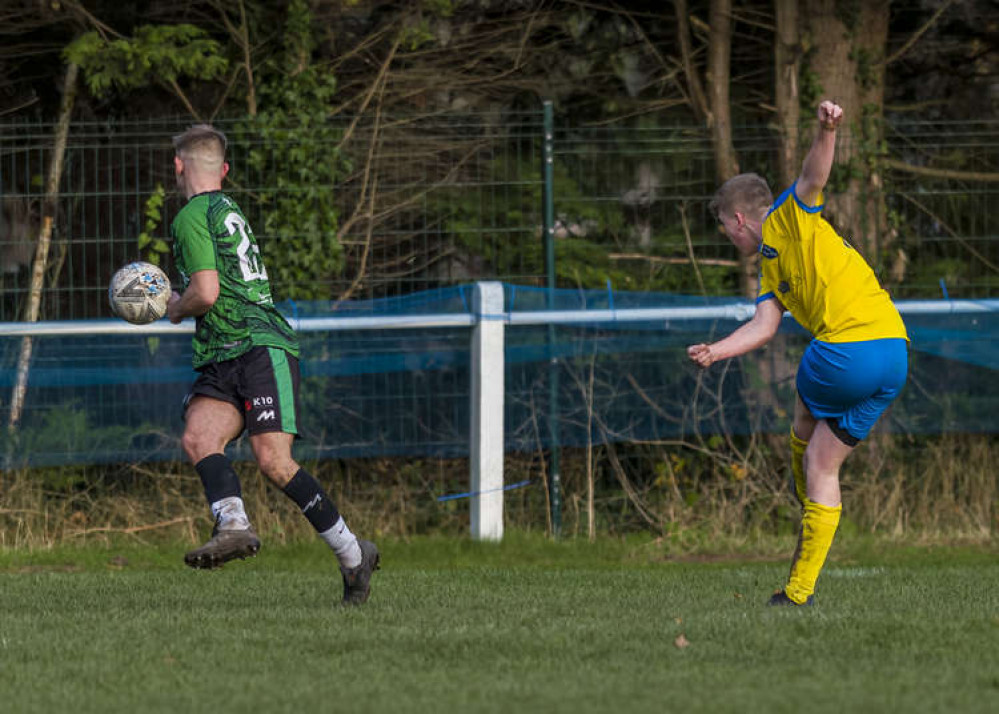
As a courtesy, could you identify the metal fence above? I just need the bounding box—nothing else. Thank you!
[1,112,995,322]
[1,112,997,321]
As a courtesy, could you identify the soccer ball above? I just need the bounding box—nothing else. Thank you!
[108,261,171,325]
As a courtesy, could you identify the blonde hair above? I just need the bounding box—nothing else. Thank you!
[172,124,227,171]
[709,173,773,221]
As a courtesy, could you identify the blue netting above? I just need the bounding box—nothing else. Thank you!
[1,284,996,467]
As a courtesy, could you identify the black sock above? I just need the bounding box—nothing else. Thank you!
[282,469,339,533]
[195,454,242,505]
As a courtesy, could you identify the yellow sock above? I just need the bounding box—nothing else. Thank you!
[789,428,808,506]
[785,499,842,604]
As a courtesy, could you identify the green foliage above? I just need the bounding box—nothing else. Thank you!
[906,258,973,296]
[423,0,457,16]
[827,157,863,194]
[136,184,169,266]
[834,0,864,33]
[797,59,824,112]
[239,0,348,300]
[849,46,881,90]
[64,26,228,98]
[401,19,436,50]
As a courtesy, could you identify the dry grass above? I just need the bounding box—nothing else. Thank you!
[1,434,995,550]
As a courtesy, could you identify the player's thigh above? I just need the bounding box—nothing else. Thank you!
[182,396,244,460]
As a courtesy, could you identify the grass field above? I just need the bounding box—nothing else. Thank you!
[1,534,997,714]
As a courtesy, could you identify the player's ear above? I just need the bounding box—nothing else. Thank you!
[174,156,184,174]
[221,162,230,180]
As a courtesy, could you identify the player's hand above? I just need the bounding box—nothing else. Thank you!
[818,100,843,131]
[167,291,183,324]
[687,343,715,368]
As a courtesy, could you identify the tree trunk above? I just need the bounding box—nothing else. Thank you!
[774,0,801,188]
[803,0,890,260]
[8,62,77,430]
[707,0,754,298]
[674,0,710,124]
[708,0,739,183]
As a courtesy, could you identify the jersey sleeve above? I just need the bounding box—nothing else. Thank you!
[756,256,780,304]
[173,207,217,273]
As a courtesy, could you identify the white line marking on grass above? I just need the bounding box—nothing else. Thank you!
[824,567,886,578]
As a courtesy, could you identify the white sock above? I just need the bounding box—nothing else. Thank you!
[210,496,251,530]
[320,517,361,568]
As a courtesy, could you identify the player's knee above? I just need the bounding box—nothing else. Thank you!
[255,446,296,486]
[181,428,215,463]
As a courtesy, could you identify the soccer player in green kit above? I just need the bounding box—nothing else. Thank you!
[167,125,379,606]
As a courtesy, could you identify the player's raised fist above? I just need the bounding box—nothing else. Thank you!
[818,101,843,131]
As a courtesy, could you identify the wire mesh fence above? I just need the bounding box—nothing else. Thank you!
[2,113,996,324]
[1,112,997,470]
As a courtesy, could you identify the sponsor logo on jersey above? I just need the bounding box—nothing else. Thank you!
[257,409,276,422]
[251,396,274,407]
[778,281,790,294]
[760,244,779,259]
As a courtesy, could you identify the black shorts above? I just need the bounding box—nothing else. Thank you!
[184,346,301,436]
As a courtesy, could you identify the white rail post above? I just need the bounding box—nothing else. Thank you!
[469,281,505,540]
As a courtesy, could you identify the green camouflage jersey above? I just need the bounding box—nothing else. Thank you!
[171,191,299,368]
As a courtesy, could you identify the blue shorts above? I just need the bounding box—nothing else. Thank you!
[796,338,908,445]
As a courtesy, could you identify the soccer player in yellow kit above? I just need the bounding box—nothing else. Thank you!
[687,100,908,605]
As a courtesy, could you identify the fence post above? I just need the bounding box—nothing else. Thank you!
[470,281,505,540]
[542,100,562,537]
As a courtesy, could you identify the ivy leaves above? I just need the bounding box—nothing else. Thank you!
[64,26,227,98]
[238,0,347,301]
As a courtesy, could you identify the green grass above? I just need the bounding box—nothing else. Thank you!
[1,535,997,714]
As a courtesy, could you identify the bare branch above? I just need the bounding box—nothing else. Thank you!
[607,253,738,267]
[678,201,706,294]
[163,77,201,121]
[898,192,999,274]
[884,157,999,184]
[885,0,957,65]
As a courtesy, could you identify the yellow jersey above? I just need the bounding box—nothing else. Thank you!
[758,183,907,343]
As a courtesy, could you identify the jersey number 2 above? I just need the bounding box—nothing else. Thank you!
[224,213,268,281]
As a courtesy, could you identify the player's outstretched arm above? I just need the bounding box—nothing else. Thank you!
[686,298,784,368]
[796,100,843,207]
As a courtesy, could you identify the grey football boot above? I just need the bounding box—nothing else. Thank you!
[767,589,814,607]
[184,521,261,570]
[340,539,380,606]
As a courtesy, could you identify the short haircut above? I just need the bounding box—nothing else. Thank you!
[709,173,773,221]
[172,124,227,171]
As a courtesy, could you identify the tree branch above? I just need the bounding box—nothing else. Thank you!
[884,158,999,183]
[608,253,738,267]
[885,0,957,65]
[898,192,999,274]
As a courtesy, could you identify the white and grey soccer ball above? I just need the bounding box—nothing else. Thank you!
[108,261,171,325]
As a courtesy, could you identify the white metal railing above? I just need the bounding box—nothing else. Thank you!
[2,298,995,337]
